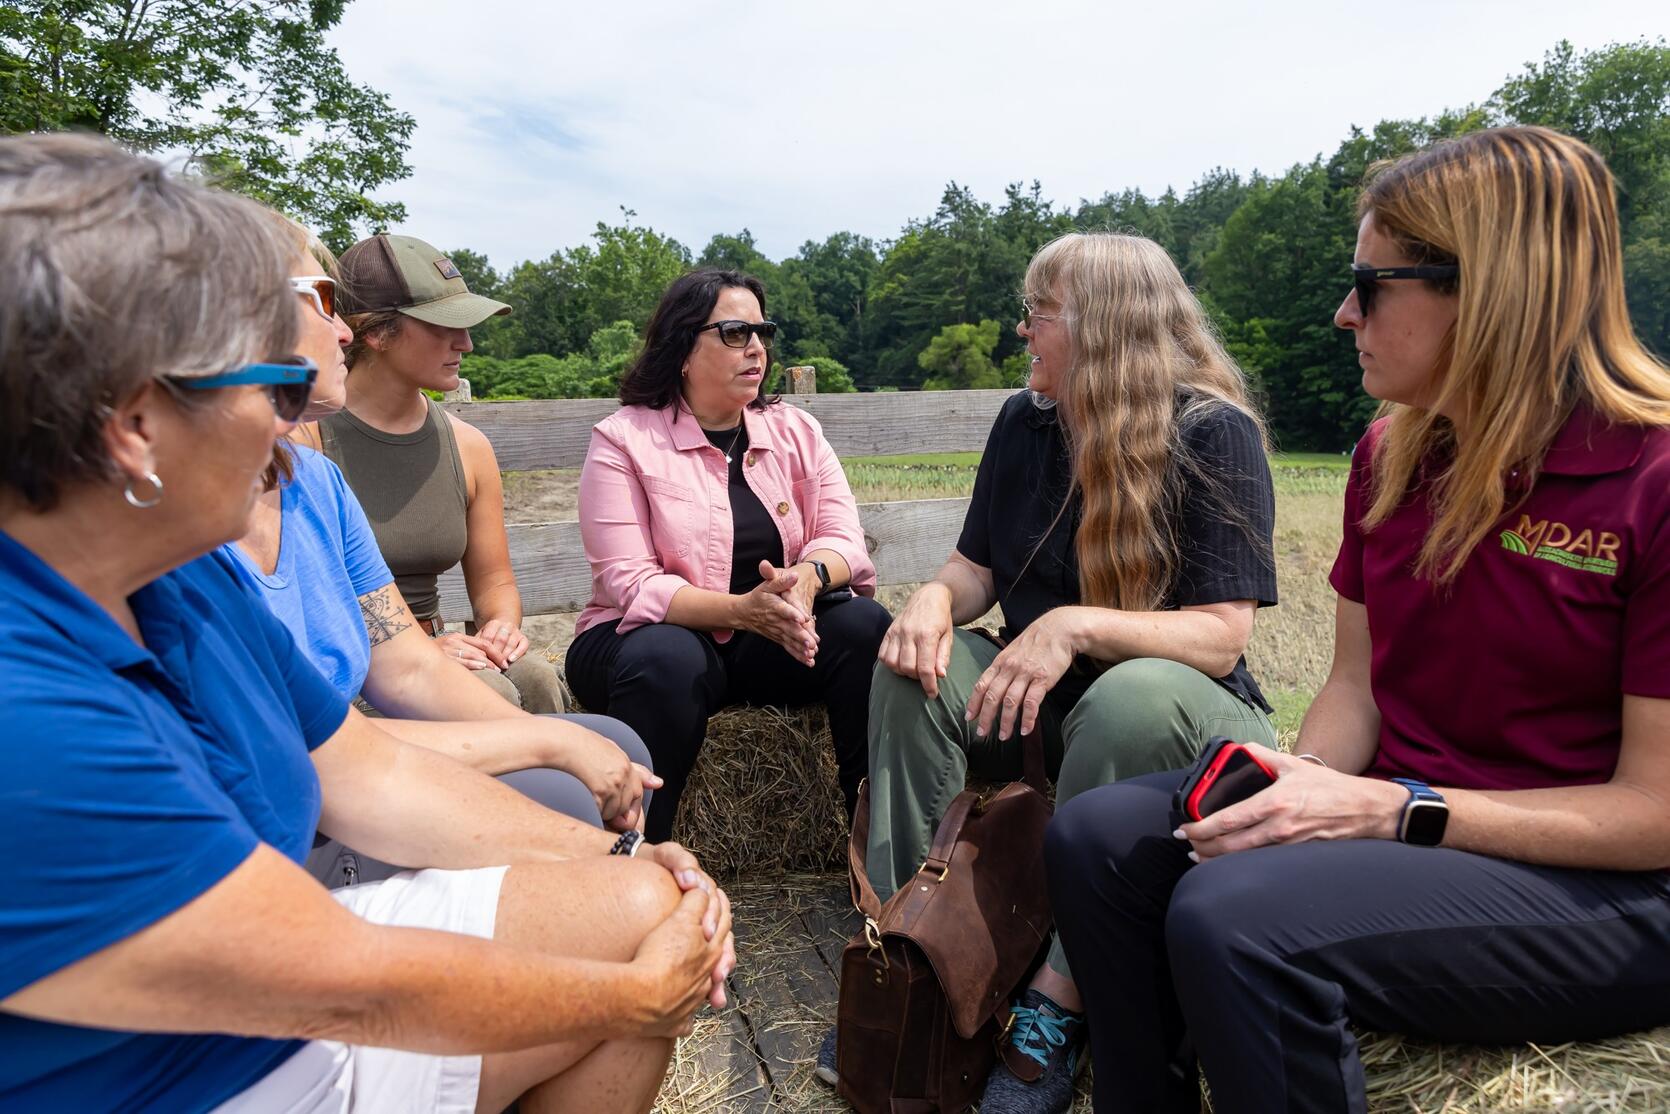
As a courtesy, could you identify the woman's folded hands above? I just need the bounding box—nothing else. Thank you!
[733,560,819,665]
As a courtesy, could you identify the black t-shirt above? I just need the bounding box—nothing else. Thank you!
[956,390,1276,712]
[705,423,785,594]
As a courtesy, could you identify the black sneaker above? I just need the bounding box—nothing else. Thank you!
[979,988,1086,1114]
[815,1026,839,1086]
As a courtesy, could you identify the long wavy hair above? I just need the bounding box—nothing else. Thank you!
[1358,126,1670,583]
[1025,232,1266,611]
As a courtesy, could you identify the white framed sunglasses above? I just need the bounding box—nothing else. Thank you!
[290,275,337,320]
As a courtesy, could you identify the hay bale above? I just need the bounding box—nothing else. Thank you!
[1197,1027,1670,1112]
[672,704,848,878]
[1353,1027,1670,1112]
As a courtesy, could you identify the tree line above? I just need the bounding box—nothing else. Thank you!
[454,39,1670,450]
[3,11,1665,449]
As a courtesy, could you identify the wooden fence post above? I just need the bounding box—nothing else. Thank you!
[787,365,817,395]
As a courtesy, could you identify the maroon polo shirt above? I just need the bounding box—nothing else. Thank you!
[1331,408,1670,791]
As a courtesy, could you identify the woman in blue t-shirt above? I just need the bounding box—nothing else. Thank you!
[0,133,732,1114]
[223,215,657,879]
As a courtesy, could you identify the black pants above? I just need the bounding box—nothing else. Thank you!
[565,595,892,841]
[1046,770,1670,1114]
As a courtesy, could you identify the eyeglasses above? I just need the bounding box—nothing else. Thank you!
[1349,265,1459,316]
[696,319,778,349]
[1020,296,1067,325]
[169,356,319,423]
[290,275,337,320]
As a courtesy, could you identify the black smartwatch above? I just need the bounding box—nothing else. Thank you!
[1390,778,1448,846]
[808,559,832,592]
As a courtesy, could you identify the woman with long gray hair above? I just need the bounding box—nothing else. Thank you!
[824,231,1279,1113]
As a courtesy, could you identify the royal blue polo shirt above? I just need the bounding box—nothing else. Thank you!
[1330,408,1670,790]
[0,530,349,1111]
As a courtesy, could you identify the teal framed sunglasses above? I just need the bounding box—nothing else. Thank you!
[169,356,318,422]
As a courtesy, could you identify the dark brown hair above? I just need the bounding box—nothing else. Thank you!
[618,268,776,412]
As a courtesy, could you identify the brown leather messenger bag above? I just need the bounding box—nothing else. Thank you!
[835,725,1054,1113]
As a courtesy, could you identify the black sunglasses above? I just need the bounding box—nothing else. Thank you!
[1350,264,1459,316]
[696,319,778,350]
[168,355,319,423]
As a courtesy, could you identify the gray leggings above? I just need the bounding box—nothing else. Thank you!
[306,713,652,887]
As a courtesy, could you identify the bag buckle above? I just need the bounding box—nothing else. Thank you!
[863,916,890,971]
[924,860,949,883]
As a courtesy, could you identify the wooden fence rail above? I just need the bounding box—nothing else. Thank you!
[437,389,1015,620]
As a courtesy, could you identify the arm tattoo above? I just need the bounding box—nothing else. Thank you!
[359,586,413,646]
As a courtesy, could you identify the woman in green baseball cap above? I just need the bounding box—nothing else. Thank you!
[316,233,567,715]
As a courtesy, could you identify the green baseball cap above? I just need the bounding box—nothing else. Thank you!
[337,233,512,328]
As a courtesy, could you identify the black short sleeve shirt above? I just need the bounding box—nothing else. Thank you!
[956,390,1276,711]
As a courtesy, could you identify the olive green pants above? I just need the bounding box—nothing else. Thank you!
[865,627,1275,978]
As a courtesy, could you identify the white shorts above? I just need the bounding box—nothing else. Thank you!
[210,865,508,1114]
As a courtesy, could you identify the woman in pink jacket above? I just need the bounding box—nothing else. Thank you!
[567,269,892,840]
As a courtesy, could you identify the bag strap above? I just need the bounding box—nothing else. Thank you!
[845,639,1047,920]
[848,781,883,920]
[919,790,979,881]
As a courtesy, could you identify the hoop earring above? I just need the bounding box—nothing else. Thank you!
[123,471,164,509]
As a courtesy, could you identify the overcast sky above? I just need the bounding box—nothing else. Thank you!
[330,1,1664,271]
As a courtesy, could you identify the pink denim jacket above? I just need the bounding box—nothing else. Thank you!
[575,401,876,640]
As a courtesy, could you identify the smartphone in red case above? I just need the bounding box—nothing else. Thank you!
[1173,736,1278,823]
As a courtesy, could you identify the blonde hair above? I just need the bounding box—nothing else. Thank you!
[1359,126,1670,583]
[259,208,340,489]
[1024,232,1266,611]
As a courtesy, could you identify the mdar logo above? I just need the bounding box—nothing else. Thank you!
[1499,515,1621,576]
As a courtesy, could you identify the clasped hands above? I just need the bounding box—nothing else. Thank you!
[437,618,530,672]
[731,559,821,666]
[636,840,737,1016]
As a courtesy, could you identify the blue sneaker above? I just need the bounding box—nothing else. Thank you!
[980,988,1086,1114]
[815,1026,839,1086]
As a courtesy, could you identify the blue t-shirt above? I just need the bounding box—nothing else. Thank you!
[0,530,351,1112]
[221,445,394,700]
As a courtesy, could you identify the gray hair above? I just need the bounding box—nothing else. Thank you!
[0,132,297,510]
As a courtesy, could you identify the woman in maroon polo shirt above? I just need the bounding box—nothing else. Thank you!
[1045,125,1670,1114]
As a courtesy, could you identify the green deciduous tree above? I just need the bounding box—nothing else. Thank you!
[0,0,415,249]
[918,320,1006,391]
[865,182,1070,387]
[778,354,856,393]
[496,210,690,359]
[465,319,641,401]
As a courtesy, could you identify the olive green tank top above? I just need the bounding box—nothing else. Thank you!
[317,398,469,622]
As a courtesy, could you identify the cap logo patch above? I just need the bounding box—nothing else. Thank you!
[434,258,461,280]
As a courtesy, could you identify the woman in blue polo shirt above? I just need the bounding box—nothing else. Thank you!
[0,134,733,1113]
[1047,126,1670,1114]
[223,213,658,884]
